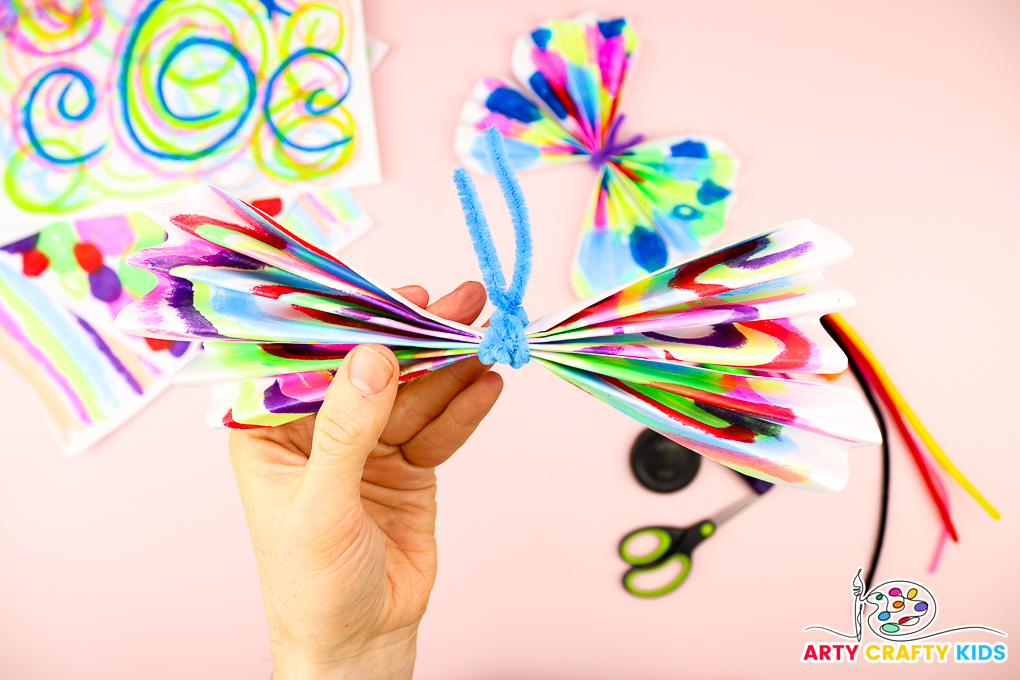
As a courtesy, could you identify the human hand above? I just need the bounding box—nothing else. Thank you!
[228,282,502,679]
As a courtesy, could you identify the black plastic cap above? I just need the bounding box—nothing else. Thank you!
[629,429,702,493]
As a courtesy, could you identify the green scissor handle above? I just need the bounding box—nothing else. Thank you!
[619,522,715,597]
[623,553,693,598]
[618,493,762,598]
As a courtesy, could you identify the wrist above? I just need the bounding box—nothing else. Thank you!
[271,627,418,680]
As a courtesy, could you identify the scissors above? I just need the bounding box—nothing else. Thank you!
[618,492,762,598]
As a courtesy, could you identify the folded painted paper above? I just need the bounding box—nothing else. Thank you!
[455,13,739,298]
[0,187,370,454]
[115,184,880,492]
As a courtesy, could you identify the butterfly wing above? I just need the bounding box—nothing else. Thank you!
[528,220,880,492]
[536,357,874,492]
[196,351,474,429]
[456,13,642,174]
[458,14,742,299]
[570,136,739,298]
[510,13,639,150]
[455,77,585,173]
[115,185,482,428]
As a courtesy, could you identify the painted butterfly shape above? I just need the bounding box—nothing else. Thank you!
[455,13,739,299]
[115,182,879,493]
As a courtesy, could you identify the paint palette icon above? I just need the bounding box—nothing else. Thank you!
[867,581,937,638]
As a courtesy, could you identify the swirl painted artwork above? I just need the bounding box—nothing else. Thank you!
[0,0,379,453]
[0,0,380,235]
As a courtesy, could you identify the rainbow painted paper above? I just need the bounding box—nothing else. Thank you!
[0,213,194,455]
[0,187,373,453]
[0,0,380,235]
[116,184,880,492]
[455,13,739,298]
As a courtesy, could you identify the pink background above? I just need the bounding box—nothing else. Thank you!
[2,0,1018,677]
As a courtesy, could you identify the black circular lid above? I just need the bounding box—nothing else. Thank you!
[629,429,701,493]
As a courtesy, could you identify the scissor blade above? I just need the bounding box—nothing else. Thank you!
[710,493,760,527]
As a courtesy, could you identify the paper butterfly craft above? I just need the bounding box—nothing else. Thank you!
[116,129,879,493]
[455,13,739,299]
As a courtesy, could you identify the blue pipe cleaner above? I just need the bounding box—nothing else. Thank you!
[453,127,533,369]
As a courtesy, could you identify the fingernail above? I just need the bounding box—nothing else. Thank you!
[348,346,392,395]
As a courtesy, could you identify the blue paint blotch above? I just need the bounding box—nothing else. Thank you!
[597,18,626,38]
[629,226,668,272]
[671,203,703,221]
[528,72,567,119]
[531,27,551,50]
[697,179,731,205]
[670,140,708,158]
[485,87,542,123]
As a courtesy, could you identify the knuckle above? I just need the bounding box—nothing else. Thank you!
[314,408,365,451]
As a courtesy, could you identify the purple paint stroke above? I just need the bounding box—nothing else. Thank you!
[577,344,626,356]
[262,380,322,414]
[0,1,16,37]
[601,303,760,337]
[587,114,644,169]
[89,266,122,302]
[166,277,221,338]
[644,324,747,349]
[157,195,476,339]
[303,191,337,223]
[0,301,92,423]
[731,240,813,271]
[261,343,353,360]
[142,247,264,275]
[75,316,144,395]
[168,340,190,357]
[2,233,39,254]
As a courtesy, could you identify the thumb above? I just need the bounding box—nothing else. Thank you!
[304,344,399,499]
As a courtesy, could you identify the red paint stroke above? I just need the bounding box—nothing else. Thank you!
[602,375,757,444]
[648,379,797,424]
[144,337,170,351]
[222,408,264,429]
[248,197,284,216]
[667,237,762,296]
[171,214,288,251]
[21,249,49,276]
[743,318,814,370]
[73,242,103,273]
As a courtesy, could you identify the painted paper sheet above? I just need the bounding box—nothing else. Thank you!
[0,184,371,454]
[0,0,380,239]
[0,213,195,454]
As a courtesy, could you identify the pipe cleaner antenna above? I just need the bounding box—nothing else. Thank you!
[453,127,534,368]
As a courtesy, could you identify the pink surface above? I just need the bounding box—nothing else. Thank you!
[2,0,1018,677]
